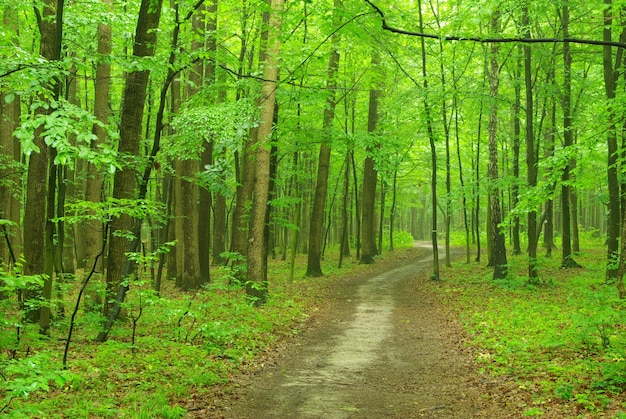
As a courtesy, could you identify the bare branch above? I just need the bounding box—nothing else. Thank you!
[364,0,626,49]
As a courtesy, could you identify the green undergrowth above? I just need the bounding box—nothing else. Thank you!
[0,244,414,418]
[437,238,626,417]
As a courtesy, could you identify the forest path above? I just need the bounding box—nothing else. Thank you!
[206,243,521,418]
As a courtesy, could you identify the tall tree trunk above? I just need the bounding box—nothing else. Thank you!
[523,4,539,282]
[544,70,556,258]
[306,0,341,276]
[245,0,284,304]
[104,0,163,314]
[84,0,111,275]
[511,53,522,256]
[474,70,485,263]
[352,151,361,260]
[288,150,301,280]
[197,0,218,284]
[417,0,439,278]
[454,94,470,264]
[178,2,206,291]
[24,0,64,326]
[561,4,581,269]
[360,51,381,265]
[604,0,620,278]
[0,7,22,270]
[438,41,452,268]
[231,4,268,279]
[487,10,508,280]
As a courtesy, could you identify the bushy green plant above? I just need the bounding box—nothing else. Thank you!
[1,353,78,413]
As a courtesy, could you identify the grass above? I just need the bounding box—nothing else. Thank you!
[437,234,626,417]
[0,242,413,418]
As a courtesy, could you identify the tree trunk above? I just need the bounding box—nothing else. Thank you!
[231,5,269,279]
[361,51,381,265]
[454,94,470,264]
[306,0,342,277]
[487,10,508,280]
[544,70,556,258]
[105,0,163,314]
[561,4,581,269]
[338,153,351,268]
[389,169,398,252]
[511,53,522,256]
[523,4,539,282]
[24,0,64,326]
[0,7,22,270]
[604,0,620,278]
[245,0,284,304]
[438,41,452,268]
[196,1,218,285]
[417,0,438,278]
[84,0,111,275]
[180,159,200,290]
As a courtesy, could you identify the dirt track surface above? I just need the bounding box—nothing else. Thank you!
[207,244,522,418]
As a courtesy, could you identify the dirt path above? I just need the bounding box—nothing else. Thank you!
[209,244,522,418]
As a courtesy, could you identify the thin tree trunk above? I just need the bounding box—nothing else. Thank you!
[523,4,539,282]
[361,52,380,265]
[487,10,508,280]
[306,0,342,276]
[454,94,470,263]
[0,7,21,269]
[418,0,439,278]
[245,0,284,304]
[604,0,621,278]
[544,68,556,258]
[389,169,398,252]
[85,0,110,275]
[196,1,217,284]
[511,53,522,256]
[561,4,581,269]
[338,153,351,268]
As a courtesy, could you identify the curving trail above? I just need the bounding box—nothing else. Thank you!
[210,244,520,418]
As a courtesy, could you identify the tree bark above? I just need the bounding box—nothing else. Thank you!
[0,7,22,270]
[361,51,380,265]
[561,4,581,269]
[604,0,620,278]
[23,0,64,326]
[196,1,217,285]
[306,0,342,276]
[487,10,508,280]
[523,4,539,282]
[511,53,522,256]
[105,0,163,314]
[245,0,284,304]
[84,4,111,275]
[417,0,438,277]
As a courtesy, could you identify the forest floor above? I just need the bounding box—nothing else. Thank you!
[189,243,531,418]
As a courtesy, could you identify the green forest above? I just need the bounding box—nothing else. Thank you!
[2,0,626,416]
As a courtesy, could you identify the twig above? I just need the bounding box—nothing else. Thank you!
[62,223,108,368]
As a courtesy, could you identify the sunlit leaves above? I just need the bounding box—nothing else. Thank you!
[166,98,257,159]
[14,99,119,169]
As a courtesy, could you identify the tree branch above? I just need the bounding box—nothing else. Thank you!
[364,0,626,49]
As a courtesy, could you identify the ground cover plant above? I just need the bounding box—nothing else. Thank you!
[436,234,626,417]
[0,239,415,418]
